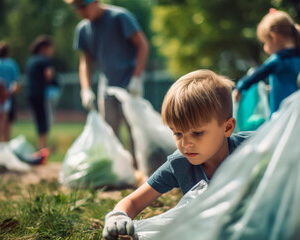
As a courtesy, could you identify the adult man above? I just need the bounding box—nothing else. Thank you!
[65,0,149,168]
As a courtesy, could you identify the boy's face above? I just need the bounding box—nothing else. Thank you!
[170,118,235,165]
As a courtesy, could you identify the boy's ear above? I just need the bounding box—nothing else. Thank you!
[224,117,236,137]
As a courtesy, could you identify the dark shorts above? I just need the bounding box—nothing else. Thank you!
[28,96,49,135]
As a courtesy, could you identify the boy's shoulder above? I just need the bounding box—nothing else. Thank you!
[229,131,253,153]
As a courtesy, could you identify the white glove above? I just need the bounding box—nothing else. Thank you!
[80,87,95,109]
[127,76,143,97]
[102,211,135,240]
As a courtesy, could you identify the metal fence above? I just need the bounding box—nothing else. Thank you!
[16,71,175,113]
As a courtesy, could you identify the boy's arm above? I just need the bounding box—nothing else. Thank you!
[103,183,161,239]
[114,182,161,219]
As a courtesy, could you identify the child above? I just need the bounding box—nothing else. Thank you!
[0,41,20,142]
[102,69,252,240]
[26,35,55,149]
[234,9,300,115]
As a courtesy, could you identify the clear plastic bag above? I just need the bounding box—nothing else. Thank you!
[9,135,35,159]
[133,180,208,240]
[59,110,135,188]
[156,90,300,240]
[0,142,30,172]
[107,87,176,176]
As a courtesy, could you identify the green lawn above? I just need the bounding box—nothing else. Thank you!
[0,177,180,240]
[12,121,85,162]
[1,120,181,239]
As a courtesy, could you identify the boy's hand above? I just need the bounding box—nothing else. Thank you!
[80,87,95,109]
[103,211,135,240]
[127,76,143,97]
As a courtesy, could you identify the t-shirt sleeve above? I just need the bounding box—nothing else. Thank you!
[119,11,141,39]
[147,161,179,194]
[236,57,277,91]
[73,22,89,51]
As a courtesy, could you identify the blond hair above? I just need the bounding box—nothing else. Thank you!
[257,10,300,48]
[161,69,234,132]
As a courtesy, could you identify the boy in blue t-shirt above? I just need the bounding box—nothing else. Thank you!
[102,69,252,240]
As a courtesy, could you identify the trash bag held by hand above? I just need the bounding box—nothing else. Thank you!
[134,180,208,240]
[156,90,300,240]
[59,110,135,188]
[107,87,176,176]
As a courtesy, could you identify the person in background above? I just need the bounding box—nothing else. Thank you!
[64,0,149,169]
[234,9,300,115]
[102,69,252,240]
[0,41,20,142]
[26,35,55,149]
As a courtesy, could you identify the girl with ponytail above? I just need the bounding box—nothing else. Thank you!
[234,9,300,115]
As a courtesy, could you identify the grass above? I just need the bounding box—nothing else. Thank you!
[1,120,182,239]
[0,178,181,240]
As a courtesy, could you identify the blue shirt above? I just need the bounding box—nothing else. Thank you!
[236,48,300,114]
[74,5,141,88]
[0,58,20,89]
[147,132,252,195]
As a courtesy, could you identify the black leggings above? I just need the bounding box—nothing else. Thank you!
[28,96,49,135]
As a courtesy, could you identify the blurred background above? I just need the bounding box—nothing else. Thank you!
[1,0,299,161]
[1,0,299,111]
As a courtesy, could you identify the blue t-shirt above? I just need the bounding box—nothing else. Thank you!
[26,55,53,98]
[147,132,252,195]
[74,5,141,88]
[0,58,20,89]
[236,48,300,114]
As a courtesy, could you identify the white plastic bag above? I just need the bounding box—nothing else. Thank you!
[156,90,300,240]
[0,142,30,172]
[107,87,176,176]
[59,110,135,188]
[134,180,208,240]
[9,135,35,159]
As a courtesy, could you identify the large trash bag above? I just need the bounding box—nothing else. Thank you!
[107,87,176,176]
[0,142,30,172]
[59,110,135,188]
[9,135,35,158]
[133,180,208,240]
[155,90,300,240]
[234,82,270,132]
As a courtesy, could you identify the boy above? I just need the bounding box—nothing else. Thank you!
[102,69,252,240]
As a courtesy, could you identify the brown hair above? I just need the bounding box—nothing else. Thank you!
[257,10,300,49]
[0,41,9,58]
[161,69,234,132]
[30,35,53,55]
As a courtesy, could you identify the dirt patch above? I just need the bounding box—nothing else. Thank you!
[0,162,61,185]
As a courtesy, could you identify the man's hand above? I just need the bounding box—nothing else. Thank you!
[102,211,135,240]
[80,87,95,109]
[127,76,143,97]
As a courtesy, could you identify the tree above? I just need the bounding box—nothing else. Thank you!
[151,0,284,79]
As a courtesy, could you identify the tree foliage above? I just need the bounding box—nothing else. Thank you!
[152,0,298,79]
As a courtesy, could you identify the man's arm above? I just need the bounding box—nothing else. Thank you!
[79,52,93,89]
[79,52,96,109]
[130,31,149,77]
